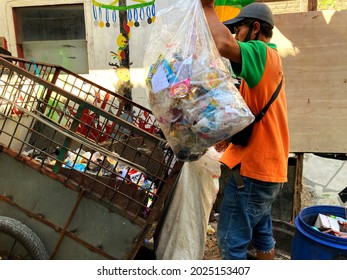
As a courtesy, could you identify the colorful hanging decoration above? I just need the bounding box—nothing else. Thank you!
[92,0,156,28]
[214,0,255,22]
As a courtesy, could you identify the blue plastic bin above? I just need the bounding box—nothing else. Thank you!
[291,205,347,259]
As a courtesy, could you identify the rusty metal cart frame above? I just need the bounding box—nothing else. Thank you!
[0,55,183,259]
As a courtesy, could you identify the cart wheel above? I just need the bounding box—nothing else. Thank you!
[0,216,49,260]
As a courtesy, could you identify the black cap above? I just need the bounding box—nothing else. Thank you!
[223,3,274,33]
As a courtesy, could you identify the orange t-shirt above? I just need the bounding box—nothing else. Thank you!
[220,42,290,183]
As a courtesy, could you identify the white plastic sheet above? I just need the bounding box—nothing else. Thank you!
[155,148,221,260]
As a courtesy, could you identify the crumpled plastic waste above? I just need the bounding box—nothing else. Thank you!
[22,146,60,165]
[23,145,158,210]
[144,0,254,161]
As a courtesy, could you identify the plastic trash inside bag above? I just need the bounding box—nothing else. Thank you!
[144,0,254,162]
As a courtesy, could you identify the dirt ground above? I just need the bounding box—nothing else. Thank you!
[203,221,221,260]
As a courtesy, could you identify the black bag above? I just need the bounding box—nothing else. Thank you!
[228,78,283,147]
[228,121,255,146]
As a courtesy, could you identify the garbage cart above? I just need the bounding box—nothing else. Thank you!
[0,55,183,259]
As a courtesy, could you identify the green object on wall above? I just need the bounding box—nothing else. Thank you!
[215,0,255,8]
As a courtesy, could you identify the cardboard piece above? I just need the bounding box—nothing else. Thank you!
[314,213,340,233]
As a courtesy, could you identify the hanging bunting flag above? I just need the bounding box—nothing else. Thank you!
[92,0,156,28]
[214,0,255,22]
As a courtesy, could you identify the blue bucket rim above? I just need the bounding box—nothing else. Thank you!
[295,205,347,249]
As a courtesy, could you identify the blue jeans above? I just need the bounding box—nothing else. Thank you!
[217,172,282,260]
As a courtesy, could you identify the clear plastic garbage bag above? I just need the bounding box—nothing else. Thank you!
[144,0,254,161]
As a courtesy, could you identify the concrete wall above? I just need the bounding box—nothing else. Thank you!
[266,0,347,13]
[267,0,308,13]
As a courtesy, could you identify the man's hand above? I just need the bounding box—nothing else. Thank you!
[200,0,215,8]
[214,140,229,153]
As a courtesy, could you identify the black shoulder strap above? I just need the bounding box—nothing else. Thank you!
[254,78,283,122]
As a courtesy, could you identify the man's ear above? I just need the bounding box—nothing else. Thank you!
[253,21,261,34]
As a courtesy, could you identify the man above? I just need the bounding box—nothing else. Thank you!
[200,1,290,260]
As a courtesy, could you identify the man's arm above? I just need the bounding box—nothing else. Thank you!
[200,0,242,63]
